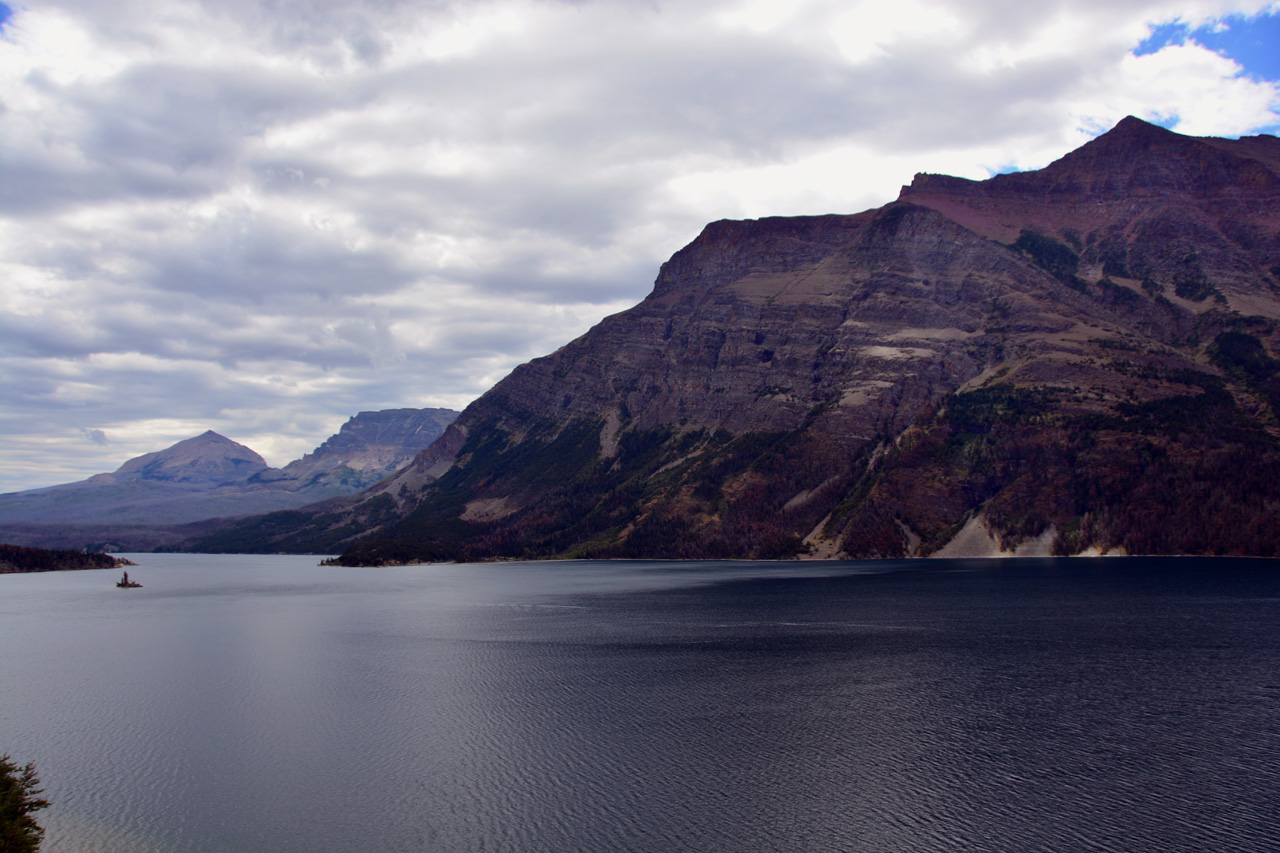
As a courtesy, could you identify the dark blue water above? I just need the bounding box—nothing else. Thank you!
[2,555,1277,852]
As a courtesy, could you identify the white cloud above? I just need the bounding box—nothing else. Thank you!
[1107,43,1280,135]
[1,0,1278,490]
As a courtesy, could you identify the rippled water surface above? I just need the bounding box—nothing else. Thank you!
[2,555,1278,852]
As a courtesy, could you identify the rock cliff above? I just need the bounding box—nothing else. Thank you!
[260,408,461,492]
[188,118,1280,562]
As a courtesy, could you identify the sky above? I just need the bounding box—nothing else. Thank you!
[2,0,1279,493]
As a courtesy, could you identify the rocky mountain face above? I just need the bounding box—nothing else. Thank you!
[190,118,1280,563]
[0,408,458,551]
[265,408,461,492]
[85,431,270,487]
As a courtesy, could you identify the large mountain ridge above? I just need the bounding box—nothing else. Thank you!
[185,118,1280,561]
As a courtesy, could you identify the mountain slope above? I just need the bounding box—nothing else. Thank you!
[84,431,270,488]
[188,118,1280,562]
[270,408,460,491]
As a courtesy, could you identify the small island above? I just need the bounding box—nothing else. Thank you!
[116,570,142,588]
[0,543,136,574]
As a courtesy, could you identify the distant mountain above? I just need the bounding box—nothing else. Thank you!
[195,117,1280,564]
[85,431,269,487]
[267,408,461,492]
[0,408,458,551]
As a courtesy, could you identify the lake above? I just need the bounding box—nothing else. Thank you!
[2,555,1278,852]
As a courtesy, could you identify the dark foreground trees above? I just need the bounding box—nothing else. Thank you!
[0,755,49,853]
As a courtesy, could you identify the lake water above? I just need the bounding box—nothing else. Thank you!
[2,555,1278,852]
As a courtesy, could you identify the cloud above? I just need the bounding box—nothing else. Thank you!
[81,428,110,446]
[2,0,1279,490]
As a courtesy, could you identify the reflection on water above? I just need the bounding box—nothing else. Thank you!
[2,555,1278,852]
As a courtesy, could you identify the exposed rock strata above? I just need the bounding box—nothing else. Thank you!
[188,119,1280,562]
[263,408,461,492]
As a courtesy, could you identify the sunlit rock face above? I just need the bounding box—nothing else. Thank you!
[194,118,1280,563]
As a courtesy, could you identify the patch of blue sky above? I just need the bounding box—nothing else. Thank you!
[1136,12,1280,83]
[0,3,12,31]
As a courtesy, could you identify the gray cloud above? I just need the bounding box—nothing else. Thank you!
[2,0,1278,490]
[81,428,110,446]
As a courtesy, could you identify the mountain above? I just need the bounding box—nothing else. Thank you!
[266,408,461,492]
[187,118,1280,563]
[84,431,270,487]
[0,408,458,551]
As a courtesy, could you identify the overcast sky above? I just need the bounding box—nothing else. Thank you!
[2,0,1279,492]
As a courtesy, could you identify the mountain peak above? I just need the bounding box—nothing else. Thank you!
[1061,115,1194,161]
[278,407,460,486]
[105,431,268,486]
[299,119,1280,566]
[1108,114,1168,136]
[897,115,1280,251]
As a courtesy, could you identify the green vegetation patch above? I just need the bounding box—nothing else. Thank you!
[1208,329,1280,421]
[1099,243,1131,278]
[1208,331,1279,387]
[1,754,49,853]
[1013,230,1087,292]
[1095,277,1144,309]
[1173,274,1218,302]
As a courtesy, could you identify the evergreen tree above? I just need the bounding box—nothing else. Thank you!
[0,755,49,853]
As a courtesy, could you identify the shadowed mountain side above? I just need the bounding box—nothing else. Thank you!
[180,118,1280,562]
